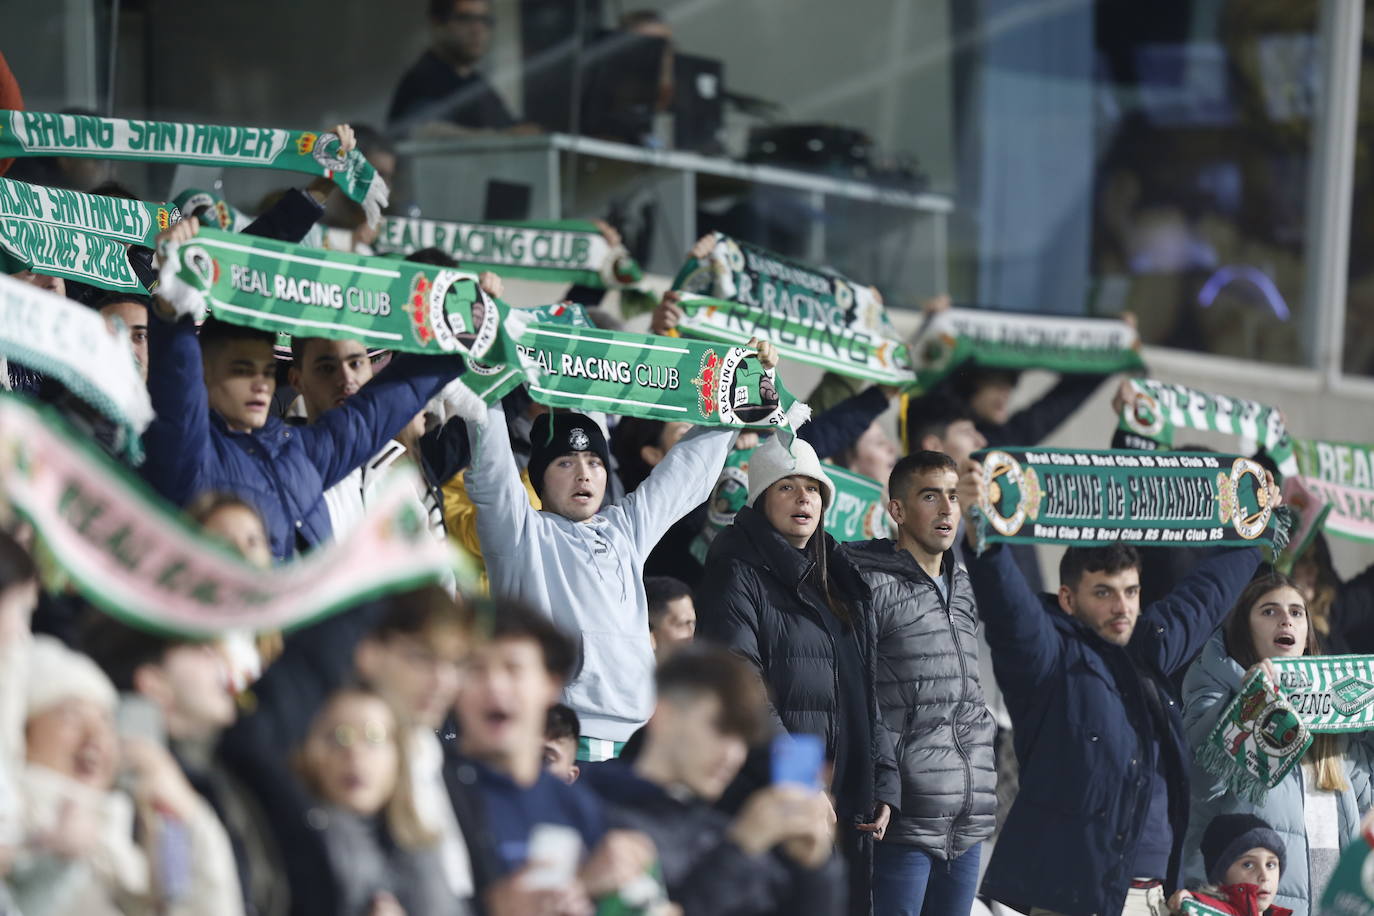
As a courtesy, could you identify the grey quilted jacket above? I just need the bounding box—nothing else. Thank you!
[842,538,997,859]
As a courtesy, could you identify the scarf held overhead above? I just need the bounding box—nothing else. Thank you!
[1293,438,1374,544]
[969,447,1292,553]
[375,216,642,288]
[909,307,1143,391]
[0,272,151,462]
[670,233,914,386]
[0,395,455,638]
[0,213,145,292]
[1117,378,1298,478]
[0,110,388,225]
[159,226,498,359]
[0,175,178,245]
[505,311,801,430]
[1198,655,1374,803]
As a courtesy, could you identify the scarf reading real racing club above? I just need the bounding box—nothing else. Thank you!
[0,110,389,225]
[157,228,805,432]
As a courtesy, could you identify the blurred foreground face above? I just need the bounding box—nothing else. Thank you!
[157,643,239,735]
[303,693,400,816]
[455,638,559,762]
[358,626,467,730]
[25,698,119,790]
[200,503,272,568]
[655,693,747,802]
[100,300,149,381]
[12,270,65,298]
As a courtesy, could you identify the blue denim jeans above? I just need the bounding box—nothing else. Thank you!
[872,842,982,916]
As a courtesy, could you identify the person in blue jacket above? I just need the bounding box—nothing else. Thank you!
[140,218,466,563]
[954,457,1276,916]
[1182,571,1374,916]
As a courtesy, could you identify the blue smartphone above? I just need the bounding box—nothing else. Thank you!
[770,733,824,790]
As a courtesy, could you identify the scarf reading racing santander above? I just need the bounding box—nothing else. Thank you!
[1200,655,1374,803]
[970,447,1292,554]
[0,110,389,225]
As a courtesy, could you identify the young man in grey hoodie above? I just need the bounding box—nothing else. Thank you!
[457,340,777,761]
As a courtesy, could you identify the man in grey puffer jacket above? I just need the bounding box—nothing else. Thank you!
[842,450,997,916]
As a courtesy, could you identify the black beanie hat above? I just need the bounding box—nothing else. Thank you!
[1201,813,1286,885]
[527,412,611,499]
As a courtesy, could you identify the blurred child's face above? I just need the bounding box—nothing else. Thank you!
[201,504,272,568]
[303,693,400,816]
[148,643,238,738]
[25,698,119,790]
[356,626,467,731]
[1223,847,1280,906]
[203,339,276,433]
[455,638,560,764]
[542,736,579,785]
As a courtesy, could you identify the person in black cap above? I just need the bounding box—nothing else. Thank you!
[1168,814,1287,916]
[452,339,777,763]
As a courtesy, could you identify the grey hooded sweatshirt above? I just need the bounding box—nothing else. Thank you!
[466,404,734,741]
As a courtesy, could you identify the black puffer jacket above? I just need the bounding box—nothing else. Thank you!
[698,507,899,806]
[841,539,997,860]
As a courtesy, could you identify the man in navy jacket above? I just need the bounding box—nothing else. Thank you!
[955,458,1276,916]
[140,219,465,562]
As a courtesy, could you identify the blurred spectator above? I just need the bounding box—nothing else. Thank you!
[90,292,151,383]
[388,0,537,137]
[580,644,845,915]
[294,686,460,915]
[543,704,581,786]
[644,575,695,662]
[447,600,656,908]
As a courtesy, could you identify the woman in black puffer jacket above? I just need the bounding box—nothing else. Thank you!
[697,434,900,916]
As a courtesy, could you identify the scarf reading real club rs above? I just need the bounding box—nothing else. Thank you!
[0,110,389,225]
[968,447,1293,554]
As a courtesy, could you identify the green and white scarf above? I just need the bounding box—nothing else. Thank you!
[1320,818,1374,915]
[458,301,593,403]
[0,110,389,225]
[970,447,1292,553]
[909,308,1143,391]
[1117,378,1298,478]
[0,215,145,291]
[1293,438,1374,544]
[671,233,915,386]
[172,187,249,233]
[691,445,754,564]
[159,227,498,360]
[824,464,890,543]
[1199,655,1374,802]
[0,273,151,461]
[0,176,178,245]
[375,216,642,288]
[1180,899,1234,916]
[0,394,456,638]
[505,311,803,430]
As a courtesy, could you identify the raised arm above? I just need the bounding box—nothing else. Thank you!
[141,220,212,505]
[458,396,540,562]
[797,385,893,460]
[958,459,1065,698]
[619,425,735,554]
[1131,546,1263,676]
[299,351,463,490]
